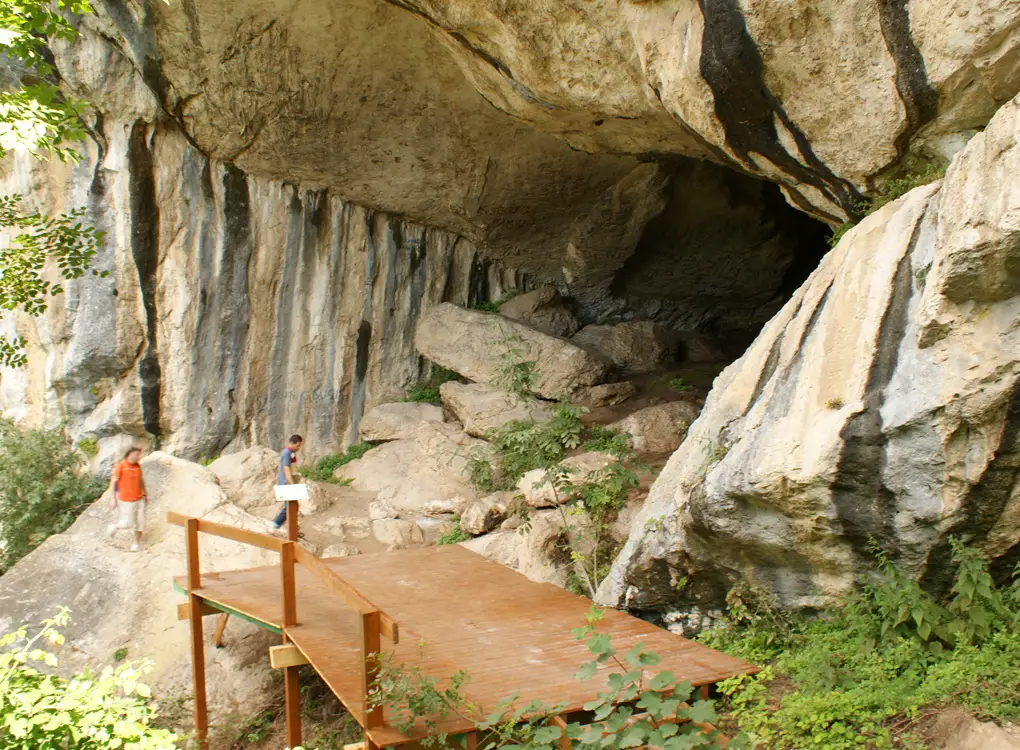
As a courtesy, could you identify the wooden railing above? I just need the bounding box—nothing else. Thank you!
[167,512,400,747]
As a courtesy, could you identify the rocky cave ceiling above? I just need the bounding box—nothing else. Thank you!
[59,0,1020,335]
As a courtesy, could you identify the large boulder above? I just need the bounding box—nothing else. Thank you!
[460,492,515,535]
[587,382,637,409]
[573,322,677,375]
[208,447,280,509]
[609,401,703,454]
[600,96,1020,616]
[498,287,580,338]
[440,381,553,438]
[415,303,610,399]
[517,452,617,508]
[358,402,445,442]
[336,421,489,516]
[0,453,279,716]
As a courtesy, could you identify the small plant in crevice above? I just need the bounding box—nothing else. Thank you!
[471,289,522,313]
[75,437,99,458]
[198,454,219,467]
[582,425,632,459]
[669,376,693,393]
[824,397,845,410]
[309,442,374,483]
[436,518,471,546]
[405,364,460,405]
[826,160,947,249]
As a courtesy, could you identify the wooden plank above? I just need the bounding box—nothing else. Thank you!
[185,519,209,749]
[281,542,297,628]
[211,613,229,648]
[270,644,310,669]
[167,511,283,552]
[293,545,399,643]
[360,610,383,728]
[465,732,478,750]
[176,601,219,620]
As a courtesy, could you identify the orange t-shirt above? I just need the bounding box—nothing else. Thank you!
[113,460,145,502]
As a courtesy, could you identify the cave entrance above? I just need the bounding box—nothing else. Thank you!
[608,158,832,365]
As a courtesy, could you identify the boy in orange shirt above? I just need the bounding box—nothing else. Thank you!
[106,447,148,551]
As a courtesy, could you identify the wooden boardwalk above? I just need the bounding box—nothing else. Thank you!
[169,513,756,748]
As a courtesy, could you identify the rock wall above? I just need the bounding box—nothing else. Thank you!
[600,94,1020,620]
[0,126,523,463]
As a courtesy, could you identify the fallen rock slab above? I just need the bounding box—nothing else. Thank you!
[441,381,553,438]
[498,286,580,338]
[587,381,637,408]
[336,421,489,516]
[358,402,444,442]
[460,492,515,535]
[415,303,609,399]
[209,447,279,509]
[609,401,703,454]
[573,321,676,375]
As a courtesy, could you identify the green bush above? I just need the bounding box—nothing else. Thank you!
[705,540,1020,749]
[581,426,632,460]
[436,518,470,546]
[404,365,460,405]
[74,438,98,459]
[310,443,374,483]
[668,377,693,393]
[470,289,521,313]
[0,419,106,574]
[471,405,585,490]
[0,608,178,749]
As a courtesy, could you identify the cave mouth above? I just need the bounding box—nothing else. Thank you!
[606,158,832,362]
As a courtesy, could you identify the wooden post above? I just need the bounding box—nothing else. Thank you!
[280,541,301,748]
[360,610,383,728]
[699,684,710,701]
[211,613,229,648]
[286,499,299,542]
[185,518,209,749]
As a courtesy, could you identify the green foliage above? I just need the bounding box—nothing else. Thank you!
[0,2,107,368]
[436,518,471,546]
[231,710,275,745]
[0,419,106,573]
[705,540,1020,749]
[470,289,521,313]
[669,377,693,392]
[404,365,459,405]
[824,397,845,410]
[471,405,586,490]
[111,648,128,663]
[826,161,946,250]
[310,443,374,483]
[197,454,219,467]
[370,646,472,747]
[74,437,98,458]
[494,334,541,398]
[581,426,632,460]
[0,608,178,749]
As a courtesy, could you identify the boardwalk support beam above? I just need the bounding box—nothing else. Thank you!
[270,644,310,669]
[280,541,302,748]
[185,518,209,749]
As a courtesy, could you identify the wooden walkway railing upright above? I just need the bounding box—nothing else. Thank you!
[167,511,400,749]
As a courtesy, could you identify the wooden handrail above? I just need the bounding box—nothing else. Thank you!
[293,545,399,644]
[167,512,399,642]
[167,512,284,552]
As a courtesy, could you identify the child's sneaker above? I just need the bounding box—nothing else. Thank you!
[107,524,117,538]
[129,543,141,552]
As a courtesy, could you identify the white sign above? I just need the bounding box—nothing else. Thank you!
[274,484,309,502]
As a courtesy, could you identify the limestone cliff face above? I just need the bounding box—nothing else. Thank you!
[599,95,1020,619]
[0,127,522,464]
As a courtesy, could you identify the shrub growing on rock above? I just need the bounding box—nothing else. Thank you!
[0,419,105,573]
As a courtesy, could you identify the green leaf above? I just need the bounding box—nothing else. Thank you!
[532,726,563,744]
[684,700,717,724]
[649,670,677,691]
[576,661,598,681]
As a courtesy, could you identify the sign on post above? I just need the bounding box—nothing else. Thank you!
[273,484,309,502]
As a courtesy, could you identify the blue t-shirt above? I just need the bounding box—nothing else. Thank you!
[278,447,296,484]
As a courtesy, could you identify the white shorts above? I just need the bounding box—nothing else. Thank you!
[116,500,146,532]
